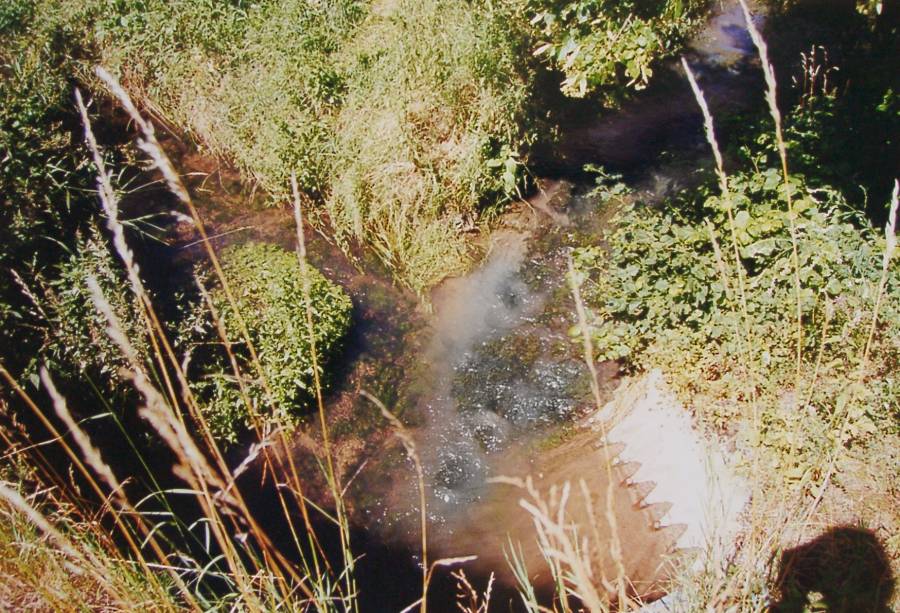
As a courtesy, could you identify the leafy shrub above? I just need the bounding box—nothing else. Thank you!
[32,231,148,391]
[0,4,99,373]
[190,242,352,442]
[573,164,899,467]
[525,0,708,98]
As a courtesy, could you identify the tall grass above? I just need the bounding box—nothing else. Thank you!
[83,0,537,298]
[325,0,535,296]
[0,68,369,610]
[660,3,900,609]
[0,481,178,611]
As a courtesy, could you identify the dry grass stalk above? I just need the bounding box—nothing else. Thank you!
[75,88,186,422]
[566,255,627,606]
[682,59,754,356]
[84,275,270,609]
[1,364,182,606]
[37,369,200,610]
[292,172,358,608]
[738,0,804,384]
[91,68,274,430]
[87,68,334,605]
[498,475,608,611]
[805,180,899,521]
[38,370,120,492]
[194,275,256,422]
[864,179,899,363]
[362,390,429,612]
[452,568,494,613]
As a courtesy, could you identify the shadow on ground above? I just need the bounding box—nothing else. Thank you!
[771,525,894,612]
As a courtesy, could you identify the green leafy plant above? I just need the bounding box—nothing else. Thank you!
[526,0,707,98]
[575,165,898,423]
[189,242,352,442]
[33,231,148,392]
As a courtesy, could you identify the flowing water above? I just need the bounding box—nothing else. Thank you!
[92,0,881,607]
[328,2,770,608]
[136,0,768,608]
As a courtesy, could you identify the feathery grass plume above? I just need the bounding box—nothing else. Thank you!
[92,71,341,598]
[292,172,358,609]
[74,88,184,417]
[682,58,753,358]
[738,0,804,383]
[39,369,121,494]
[805,179,900,521]
[32,370,193,610]
[362,390,429,612]
[2,362,187,607]
[84,275,270,609]
[567,254,627,605]
[88,69,273,440]
[497,475,608,611]
[87,69,335,606]
[452,569,494,613]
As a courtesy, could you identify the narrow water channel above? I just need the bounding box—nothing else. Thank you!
[331,1,769,609]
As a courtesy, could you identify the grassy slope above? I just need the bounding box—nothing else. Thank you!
[85,0,537,297]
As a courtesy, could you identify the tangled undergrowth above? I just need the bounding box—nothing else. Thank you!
[0,0,897,611]
[572,4,899,607]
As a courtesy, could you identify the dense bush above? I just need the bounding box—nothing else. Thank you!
[31,231,148,392]
[574,160,899,478]
[0,4,100,375]
[189,242,352,442]
[525,0,708,98]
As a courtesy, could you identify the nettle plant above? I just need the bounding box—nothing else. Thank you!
[526,0,706,97]
[574,166,899,443]
[186,242,352,443]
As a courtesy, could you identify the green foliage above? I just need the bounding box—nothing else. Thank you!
[327,0,538,296]
[0,3,98,372]
[574,164,899,469]
[87,0,542,297]
[525,0,707,98]
[32,231,148,391]
[190,242,352,442]
[93,0,365,196]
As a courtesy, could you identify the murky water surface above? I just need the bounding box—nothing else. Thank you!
[342,5,768,602]
[151,1,768,608]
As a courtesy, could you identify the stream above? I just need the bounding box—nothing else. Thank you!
[136,1,769,609]
[333,1,769,609]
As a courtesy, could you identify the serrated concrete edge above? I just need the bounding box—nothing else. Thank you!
[587,368,750,587]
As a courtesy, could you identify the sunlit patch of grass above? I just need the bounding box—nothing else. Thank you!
[0,484,177,612]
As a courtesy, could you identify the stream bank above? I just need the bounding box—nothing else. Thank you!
[122,0,770,609]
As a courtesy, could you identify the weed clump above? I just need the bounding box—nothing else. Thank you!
[188,242,352,442]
